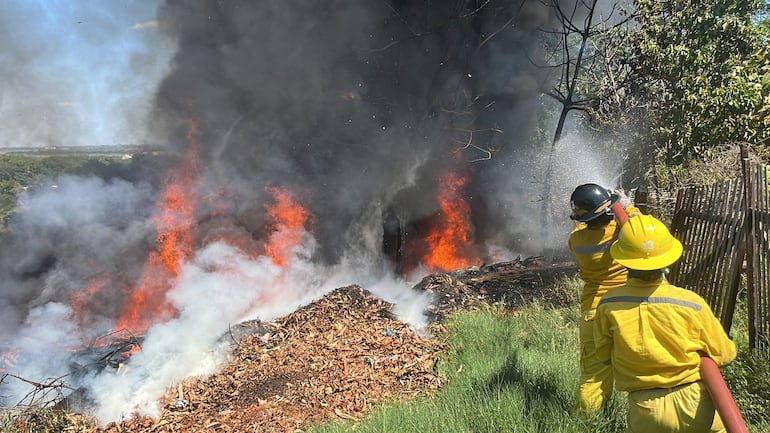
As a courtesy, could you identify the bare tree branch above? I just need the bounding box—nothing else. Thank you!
[452,128,503,162]
[478,1,527,49]
[460,0,492,17]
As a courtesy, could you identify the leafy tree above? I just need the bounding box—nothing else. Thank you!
[623,0,770,166]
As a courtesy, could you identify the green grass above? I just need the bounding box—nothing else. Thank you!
[721,281,770,428]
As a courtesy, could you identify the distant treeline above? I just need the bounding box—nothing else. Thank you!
[0,154,163,230]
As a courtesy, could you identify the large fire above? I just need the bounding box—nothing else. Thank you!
[115,121,201,334]
[1,125,495,429]
[421,171,481,271]
[61,135,478,369]
[67,128,315,339]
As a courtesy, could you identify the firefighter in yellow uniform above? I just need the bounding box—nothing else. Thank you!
[594,214,737,433]
[568,183,640,414]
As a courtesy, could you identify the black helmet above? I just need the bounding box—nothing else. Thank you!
[569,183,618,222]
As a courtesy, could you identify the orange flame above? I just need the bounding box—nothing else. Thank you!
[422,171,481,271]
[264,187,310,266]
[115,121,200,333]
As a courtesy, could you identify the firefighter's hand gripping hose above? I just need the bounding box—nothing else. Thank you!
[613,189,633,210]
[611,201,629,225]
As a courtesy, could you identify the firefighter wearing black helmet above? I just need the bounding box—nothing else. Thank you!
[568,183,640,415]
[570,183,618,223]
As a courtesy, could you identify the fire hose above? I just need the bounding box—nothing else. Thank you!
[611,200,749,433]
[700,356,749,433]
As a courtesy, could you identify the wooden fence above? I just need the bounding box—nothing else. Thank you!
[667,149,769,351]
[668,178,745,331]
[744,159,770,349]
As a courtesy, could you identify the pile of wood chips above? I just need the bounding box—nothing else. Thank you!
[59,260,578,433]
[68,285,446,433]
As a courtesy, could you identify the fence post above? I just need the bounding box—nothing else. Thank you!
[740,143,756,349]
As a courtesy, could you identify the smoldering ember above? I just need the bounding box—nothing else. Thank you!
[0,1,607,431]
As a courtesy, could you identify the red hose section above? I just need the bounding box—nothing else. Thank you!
[611,202,629,226]
[700,356,749,433]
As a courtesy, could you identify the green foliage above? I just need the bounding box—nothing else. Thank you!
[628,0,770,164]
[723,348,770,425]
[539,0,770,189]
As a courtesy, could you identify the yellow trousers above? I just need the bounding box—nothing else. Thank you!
[577,309,614,414]
[627,381,725,433]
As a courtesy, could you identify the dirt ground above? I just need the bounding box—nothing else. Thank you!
[56,259,578,433]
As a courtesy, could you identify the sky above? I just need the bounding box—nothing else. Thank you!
[0,0,172,148]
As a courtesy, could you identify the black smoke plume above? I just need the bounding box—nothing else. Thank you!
[146,0,555,265]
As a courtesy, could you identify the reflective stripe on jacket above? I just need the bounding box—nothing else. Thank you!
[593,278,737,392]
[569,206,640,311]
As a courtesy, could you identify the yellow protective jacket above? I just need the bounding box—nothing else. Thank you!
[569,206,640,311]
[594,278,737,392]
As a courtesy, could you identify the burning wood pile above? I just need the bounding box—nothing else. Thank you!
[417,256,578,322]
[64,285,445,433]
[47,258,575,433]
[69,332,144,373]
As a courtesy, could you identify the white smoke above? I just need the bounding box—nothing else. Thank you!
[83,232,432,423]
[86,241,280,421]
[0,182,434,423]
[0,303,80,406]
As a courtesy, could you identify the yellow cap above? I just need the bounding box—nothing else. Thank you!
[610,214,683,270]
